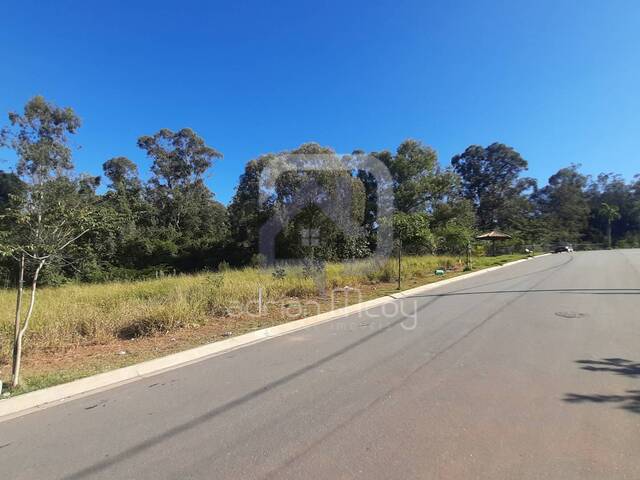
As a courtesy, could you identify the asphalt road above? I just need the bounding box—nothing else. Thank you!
[1,250,640,479]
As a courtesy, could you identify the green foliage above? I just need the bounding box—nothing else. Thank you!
[435,222,475,255]
[228,155,275,262]
[0,97,101,280]
[599,202,622,222]
[392,212,436,254]
[452,143,535,231]
[0,171,25,210]
[534,165,590,243]
[137,128,229,271]
[2,96,640,288]
[138,128,222,188]
[3,95,80,179]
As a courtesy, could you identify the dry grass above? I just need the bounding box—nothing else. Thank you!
[0,254,524,384]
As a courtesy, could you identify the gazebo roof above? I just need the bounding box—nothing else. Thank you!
[475,230,512,240]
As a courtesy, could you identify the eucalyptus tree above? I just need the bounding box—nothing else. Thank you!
[452,143,534,231]
[137,128,228,268]
[535,165,590,244]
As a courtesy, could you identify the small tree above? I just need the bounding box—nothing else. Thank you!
[392,212,436,254]
[599,202,621,249]
[1,96,96,387]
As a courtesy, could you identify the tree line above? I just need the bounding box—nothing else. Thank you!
[1,96,639,285]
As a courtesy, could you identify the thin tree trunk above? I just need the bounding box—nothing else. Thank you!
[13,256,25,345]
[607,220,612,249]
[12,255,25,384]
[12,259,45,388]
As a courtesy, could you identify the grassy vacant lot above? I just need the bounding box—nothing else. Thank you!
[0,254,525,394]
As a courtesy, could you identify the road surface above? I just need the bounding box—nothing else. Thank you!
[1,250,640,479]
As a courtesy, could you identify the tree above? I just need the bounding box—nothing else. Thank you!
[391,212,435,254]
[435,221,474,256]
[138,128,221,189]
[137,128,228,269]
[228,154,276,263]
[103,156,141,193]
[0,96,96,387]
[365,140,474,254]
[0,172,25,281]
[585,173,638,247]
[535,165,590,244]
[451,143,534,231]
[0,171,24,211]
[427,172,477,253]
[230,143,370,263]
[376,139,458,214]
[599,202,621,249]
[271,143,367,261]
[95,157,152,273]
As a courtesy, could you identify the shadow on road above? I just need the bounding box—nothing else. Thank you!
[564,392,640,414]
[576,358,640,378]
[564,358,640,415]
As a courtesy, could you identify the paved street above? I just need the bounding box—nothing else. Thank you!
[1,250,639,479]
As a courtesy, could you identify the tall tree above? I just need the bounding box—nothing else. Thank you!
[356,165,379,248]
[103,156,141,193]
[228,154,275,263]
[451,143,534,231]
[369,140,475,254]
[272,143,367,261]
[535,165,590,244]
[230,143,369,263]
[586,173,638,246]
[378,139,457,214]
[138,128,221,189]
[137,128,228,269]
[96,157,151,272]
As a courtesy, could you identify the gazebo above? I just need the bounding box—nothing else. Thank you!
[476,230,512,256]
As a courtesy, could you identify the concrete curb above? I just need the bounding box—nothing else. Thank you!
[0,253,551,421]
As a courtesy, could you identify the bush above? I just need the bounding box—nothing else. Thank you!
[272,267,287,279]
[436,223,474,255]
[250,253,267,268]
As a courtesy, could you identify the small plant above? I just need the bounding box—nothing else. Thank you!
[272,267,287,280]
[302,258,325,278]
[217,261,231,272]
[250,253,267,268]
[205,272,225,289]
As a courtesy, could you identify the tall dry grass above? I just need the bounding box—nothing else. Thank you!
[0,254,521,359]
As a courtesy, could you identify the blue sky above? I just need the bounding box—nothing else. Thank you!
[2,0,639,204]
